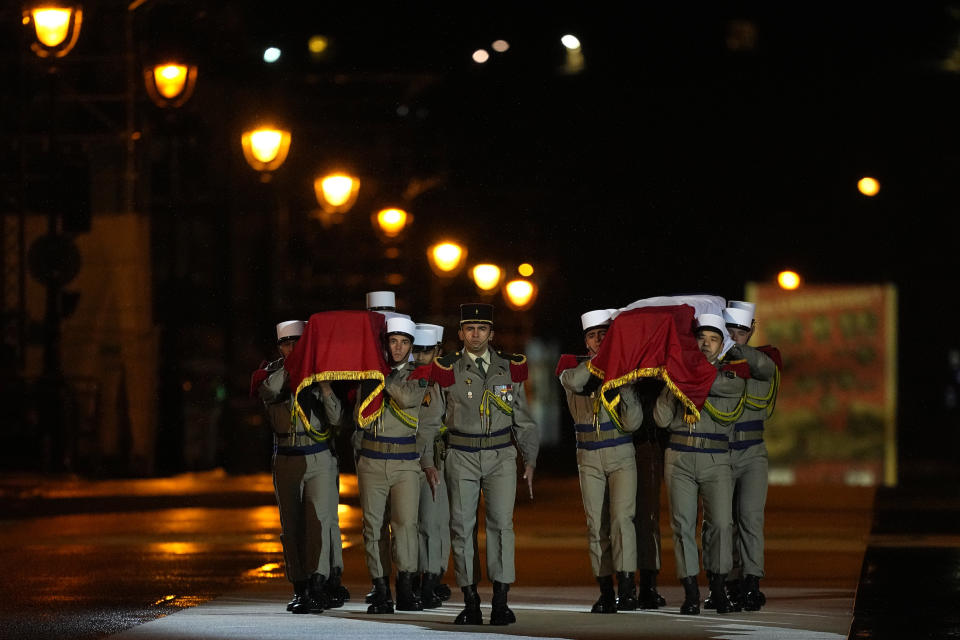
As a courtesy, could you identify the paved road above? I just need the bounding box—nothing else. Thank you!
[0,470,873,640]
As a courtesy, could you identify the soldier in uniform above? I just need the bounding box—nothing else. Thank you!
[410,325,449,608]
[719,301,779,611]
[358,291,410,605]
[558,309,644,613]
[653,313,743,615]
[358,316,432,613]
[422,303,539,626]
[256,320,344,614]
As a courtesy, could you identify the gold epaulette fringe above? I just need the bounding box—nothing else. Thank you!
[588,362,702,425]
[292,370,386,437]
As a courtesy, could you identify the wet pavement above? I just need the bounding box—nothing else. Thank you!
[0,469,881,640]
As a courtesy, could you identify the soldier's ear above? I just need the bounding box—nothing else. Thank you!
[488,329,495,341]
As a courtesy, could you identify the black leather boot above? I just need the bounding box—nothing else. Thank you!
[637,570,666,609]
[709,572,735,614]
[287,580,309,613]
[703,571,715,609]
[325,566,348,607]
[454,584,482,625]
[395,571,424,611]
[741,574,763,611]
[490,581,516,625]
[615,571,638,611]
[434,570,452,601]
[680,576,700,615]
[590,575,617,613]
[420,572,443,609]
[307,573,328,612]
[366,576,395,614]
[726,577,743,610]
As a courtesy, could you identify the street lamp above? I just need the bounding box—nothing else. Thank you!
[24,4,83,58]
[241,126,291,181]
[427,241,466,277]
[314,172,360,214]
[503,278,537,310]
[471,263,502,293]
[373,207,410,239]
[144,62,198,108]
[777,270,801,290]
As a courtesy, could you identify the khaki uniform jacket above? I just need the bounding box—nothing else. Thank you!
[424,350,539,467]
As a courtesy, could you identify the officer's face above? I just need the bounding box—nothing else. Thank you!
[727,326,753,345]
[278,337,299,358]
[388,334,412,365]
[697,330,724,363]
[413,346,436,366]
[459,323,493,355]
[584,327,608,356]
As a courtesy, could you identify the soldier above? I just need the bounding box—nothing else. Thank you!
[358,316,432,614]
[558,309,643,613]
[720,301,780,611]
[653,313,743,615]
[423,303,539,626]
[359,291,409,605]
[256,320,344,614]
[414,321,454,603]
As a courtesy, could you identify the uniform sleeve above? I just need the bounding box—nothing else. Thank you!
[258,367,288,404]
[613,384,643,433]
[385,368,428,410]
[653,384,682,428]
[416,383,443,469]
[319,388,343,428]
[738,345,777,382]
[711,370,747,398]
[511,380,540,468]
[559,360,593,393]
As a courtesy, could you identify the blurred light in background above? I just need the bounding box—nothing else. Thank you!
[428,242,466,276]
[492,39,509,52]
[263,47,281,63]
[144,62,198,108]
[777,270,802,290]
[375,207,409,238]
[857,176,880,196]
[472,264,502,291]
[241,127,291,175]
[314,173,360,214]
[561,34,581,50]
[308,35,328,54]
[504,278,537,310]
[472,49,490,63]
[25,6,83,57]
[518,262,534,277]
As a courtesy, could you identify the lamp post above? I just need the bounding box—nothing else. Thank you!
[471,263,502,294]
[427,241,466,315]
[23,4,83,58]
[313,171,360,226]
[241,126,291,182]
[144,62,198,108]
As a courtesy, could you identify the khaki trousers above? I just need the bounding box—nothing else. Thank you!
[445,446,517,586]
[730,445,768,578]
[576,443,637,576]
[273,449,342,582]
[418,461,451,574]
[664,448,733,579]
[357,456,422,576]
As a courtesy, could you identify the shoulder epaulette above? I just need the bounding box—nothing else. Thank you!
[431,351,460,387]
[757,345,783,369]
[498,350,528,382]
[555,354,580,376]
[721,357,751,379]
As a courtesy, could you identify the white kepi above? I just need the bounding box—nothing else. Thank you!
[581,309,612,332]
[414,326,437,347]
[386,316,417,338]
[366,290,396,311]
[723,306,754,332]
[276,320,305,343]
[417,323,444,345]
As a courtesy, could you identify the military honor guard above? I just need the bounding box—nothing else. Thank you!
[406,325,448,608]
[653,313,743,615]
[720,301,780,611]
[358,316,433,614]
[254,320,346,614]
[422,303,540,625]
[558,309,644,613]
